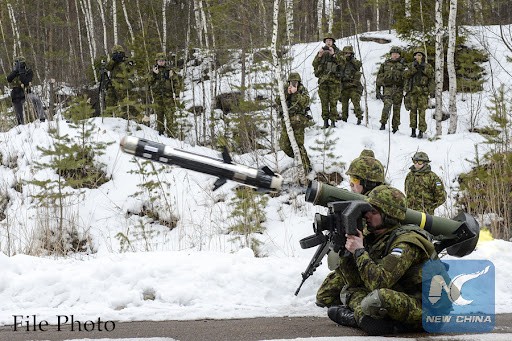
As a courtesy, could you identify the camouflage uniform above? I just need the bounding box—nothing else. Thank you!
[404,50,435,137]
[313,34,343,126]
[6,56,33,125]
[149,52,184,136]
[105,45,136,115]
[339,46,363,123]
[329,185,437,334]
[316,150,385,307]
[277,73,312,171]
[376,47,406,132]
[404,152,446,214]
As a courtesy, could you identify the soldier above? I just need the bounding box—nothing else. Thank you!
[312,33,343,128]
[327,185,438,335]
[316,150,385,307]
[276,72,312,173]
[403,49,435,138]
[339,46,363,125]
[105,45,136,113]
[404,151,446,214]
[376,46,406,133]
[149,52,183,136]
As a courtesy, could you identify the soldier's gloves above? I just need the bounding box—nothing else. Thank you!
[376,89,382,100]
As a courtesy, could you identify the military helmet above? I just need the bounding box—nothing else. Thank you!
[359,149,375,158]
[323,33,335,43]
[367,185,407,221]
[287,72,301,82]
[413,48,426,57]
[155,52,166,61]
[342,46,354,54]
[112,44,125,53]
[346,156,385,183]
[412,151,430,162]
[15,56,26,63]
[390,46,401,54]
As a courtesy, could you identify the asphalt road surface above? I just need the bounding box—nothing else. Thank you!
[1,314,512,341]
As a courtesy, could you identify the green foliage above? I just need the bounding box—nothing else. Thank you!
[310,128,344,184]
[228,187,269,256]
[115,219,161,253]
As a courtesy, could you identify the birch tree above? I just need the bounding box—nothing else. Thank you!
[327,0,334,34]
[112,0,118,45]
[284,0,294,45]
[97,0,108,56]
[447,0,458,134]
[162,0,168,53]
[7,3,22,55]
[405,0,412,18]
[317,0,324,39]
[434,0,444,136]
[80,0,98,82]
[121,0,135,43]
[271,0,305,183]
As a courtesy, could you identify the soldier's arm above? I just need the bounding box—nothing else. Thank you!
[375,64,385,87]
[338,254,363,287]
[354,242,423,291]
[403,63,416,79]
[431,173,447,207]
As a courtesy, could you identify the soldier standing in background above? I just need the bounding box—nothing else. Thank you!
[339,46,363,125]
[376,46,406,133]
[403,49,435,138]
[313,33,343,128]
[404,151,446,214]
[105,45,136,116]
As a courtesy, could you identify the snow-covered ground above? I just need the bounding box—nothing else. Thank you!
[1,26,511,340]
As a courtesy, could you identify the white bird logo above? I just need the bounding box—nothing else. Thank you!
[428,266,490,306]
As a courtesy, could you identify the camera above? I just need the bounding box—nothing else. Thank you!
[322,45,330,51]
[289,80,298,88]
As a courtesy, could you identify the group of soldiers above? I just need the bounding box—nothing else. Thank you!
[100,45,183,136]
[316,149,446,335]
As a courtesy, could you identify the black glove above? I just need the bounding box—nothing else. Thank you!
[376,88,382,100]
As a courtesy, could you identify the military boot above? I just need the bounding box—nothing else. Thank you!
[357,118,362,125]
[359,315,397,335]
[327,305,357,328]
[410,129,416,137]
[380,123,385,130]
[392,127,398,134]
[323,119,329,129]
[418,131,423,139]
[330,120,336,127]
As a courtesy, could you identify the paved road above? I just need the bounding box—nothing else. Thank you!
[1,314,512,341]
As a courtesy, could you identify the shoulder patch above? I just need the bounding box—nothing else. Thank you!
[391,247,403,257]
[435,182,442,186]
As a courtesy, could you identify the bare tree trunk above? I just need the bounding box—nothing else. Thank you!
[135,0,149,63]
[375,0,380,31]
[317,0,323,39]
[162,0,168,53]
[447,0,458,134]
[271,0,305,183]
[21,0,42,82]
[193,0,203,47]
[121,0,135,43]
[0,18,10,75]
[405,0,412,17]
[285,0,294,45]
[259,0,268,42]
[434,0,444,136]
[96,0,108,56]
[7,3,22,55]
[112,0,118,45]
[74,0,85,67]
[79,0,98,82]
[327,0,334,34]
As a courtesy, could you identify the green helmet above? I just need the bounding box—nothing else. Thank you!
[323,33,335,43]
[346,156,385,183]
[367,185,407,221]
[413,48,426,57]
[359,149,375,158]
[412,151,430,162]
[342,46,354,54]
[155,52,166,61]
[287,72,301,82]
[390,46,401,54]
[112,44,124,53]
[15,56,26,63]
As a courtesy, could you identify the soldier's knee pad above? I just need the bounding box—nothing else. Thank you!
[361,289,388,319]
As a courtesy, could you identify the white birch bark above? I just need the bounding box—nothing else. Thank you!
[375,0,380,31]
[193,0,203,47]
[447,0,458,134]
[317,0,324,39]
[79,0,98,82]
[434,0,444,136]
[121,0,135,43]
[0,18,10,74]
[74,0,85,66]
[97,0,108,56]
[328,0,334,34]
[259,0,268,42]
[285,0,294,45]
[7,3,22,54]
[162,0,168,53]
[405,0,412,18]
[112,0,118,45]
[271,0,305,182]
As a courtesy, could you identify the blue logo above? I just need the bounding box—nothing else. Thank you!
[422,260,495,333]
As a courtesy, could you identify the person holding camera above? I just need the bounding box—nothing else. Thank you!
[339,46,363,125]
[327,185,437,335]
[312,33,343,128]
[6,56,34,125]
[276,72,312,173]
[403,49,435,138]
[105,44,136,115]
[149,52,183,136]
[316,149,385,308]
[376,46,406,133]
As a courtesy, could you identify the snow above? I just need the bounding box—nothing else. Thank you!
[1,26,512,340]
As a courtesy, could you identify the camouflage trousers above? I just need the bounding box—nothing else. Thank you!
[379,86,403,130]
[339,87,362,121]
[409,93,428,132]
[155,96,178,136]
[347,287,423,330]
[279,116,311,171]
[316,268,346,307]
[318,80,341,121]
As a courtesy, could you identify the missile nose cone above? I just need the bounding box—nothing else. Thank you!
[120,136,139,155]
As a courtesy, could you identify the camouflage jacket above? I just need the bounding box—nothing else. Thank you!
[275,84,310,116]
[312,45,343,84]
[376,58,406,89]
[7,67,33,101]
[149,65,183,98]
[404,164,446,214]
[404,61,435,95]
[339,224,436,299]
[106,58,136,93]
[340,56,362,90]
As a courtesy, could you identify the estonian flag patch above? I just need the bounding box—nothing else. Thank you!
[391,248,403,257]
